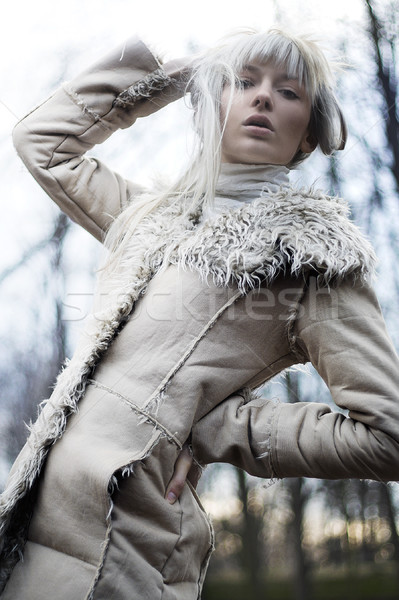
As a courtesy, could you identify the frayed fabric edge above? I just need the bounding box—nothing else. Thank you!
[255,400,280,469]
[113,68,173,108]
[238,387,281,487]
[63,84,103,123]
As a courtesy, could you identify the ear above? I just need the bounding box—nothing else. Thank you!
[300,130,317,154]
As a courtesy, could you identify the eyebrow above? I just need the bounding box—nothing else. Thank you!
[241,64,299,82]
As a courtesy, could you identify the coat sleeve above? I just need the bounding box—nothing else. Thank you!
[12,37,185,242]
[191,277,399,482]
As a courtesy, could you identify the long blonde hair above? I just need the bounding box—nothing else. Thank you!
[102,28,346,280]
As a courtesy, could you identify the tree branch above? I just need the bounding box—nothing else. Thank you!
[0,213,70,286]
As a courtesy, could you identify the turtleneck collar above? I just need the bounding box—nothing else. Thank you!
[215,162,290,201]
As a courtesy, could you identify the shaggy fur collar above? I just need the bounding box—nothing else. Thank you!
[173,187,376,290]
[0,185,376,588]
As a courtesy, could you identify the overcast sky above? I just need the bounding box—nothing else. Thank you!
[1,0,367,129]
[3,0,366,60]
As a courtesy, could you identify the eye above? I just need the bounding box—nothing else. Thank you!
[279,89,299,100]
[236,78,254,90]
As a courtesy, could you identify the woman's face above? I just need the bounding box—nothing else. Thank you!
[220,61,315,165]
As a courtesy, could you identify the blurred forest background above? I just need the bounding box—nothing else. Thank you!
[1,0,398,599]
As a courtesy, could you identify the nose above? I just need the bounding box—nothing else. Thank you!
[251,84,273,110]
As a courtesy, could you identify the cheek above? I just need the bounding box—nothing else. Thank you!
[220,87,244,130]
[285,109,311,140]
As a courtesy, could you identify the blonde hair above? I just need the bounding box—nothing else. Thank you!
[102,28,346,280]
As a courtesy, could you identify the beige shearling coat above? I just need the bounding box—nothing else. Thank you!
[2,37,399,600]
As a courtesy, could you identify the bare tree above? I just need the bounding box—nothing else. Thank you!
[365,0,399,193]
[235,468,266,600]
[284,373,312,600]
[0,212,70,475]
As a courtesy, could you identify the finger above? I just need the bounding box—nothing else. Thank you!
[187,462,202,488]
[165,446,193,504]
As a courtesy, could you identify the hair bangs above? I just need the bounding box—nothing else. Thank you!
[248,37,308,87]
[212,28,338,105]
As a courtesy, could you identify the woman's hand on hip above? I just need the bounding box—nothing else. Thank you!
[165,444,200,504]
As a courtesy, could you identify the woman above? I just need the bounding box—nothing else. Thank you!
[1,28,399,599]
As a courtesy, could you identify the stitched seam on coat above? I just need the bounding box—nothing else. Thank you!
[186,478,215,585]
[63,84,106,126]
[45,136,105,240]
[142,289,244,414]
[85,509,113,600]
[159,502,184,587]
[46,91,127,239]
[196,519,215,599]
[269,402,284,479]
[88,379,183,449]
[23,539,99,569]
[248,353,297,387]
[256,400,280,478]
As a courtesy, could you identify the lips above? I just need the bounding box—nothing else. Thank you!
[243,114,274,131]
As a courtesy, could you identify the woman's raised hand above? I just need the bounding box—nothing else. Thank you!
[162,57,193,80]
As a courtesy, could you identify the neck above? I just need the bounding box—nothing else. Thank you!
[216,163,290,201]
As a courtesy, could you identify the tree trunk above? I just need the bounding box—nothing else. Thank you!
[380,484,399,587]
[1,212,70,468]
[364,0,399,194]
[286,477,312,600]
[285,373,312,600]
[236,467,265,600]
